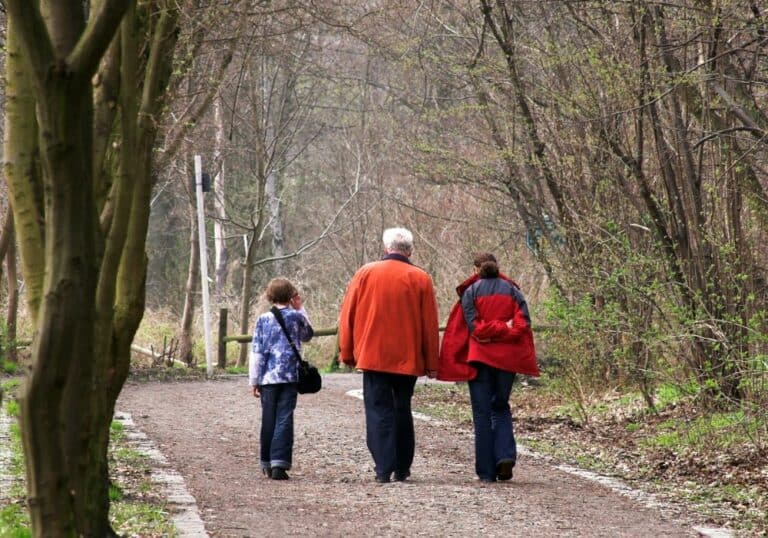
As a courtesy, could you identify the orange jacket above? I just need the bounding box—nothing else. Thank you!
[338,254,440,376]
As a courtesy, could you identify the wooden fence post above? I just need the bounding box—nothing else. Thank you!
[218,308,228,369]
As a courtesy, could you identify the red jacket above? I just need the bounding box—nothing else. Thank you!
[338,254,440,376]
[438,273,539,381]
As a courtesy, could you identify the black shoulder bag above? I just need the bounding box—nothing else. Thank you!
[270,306,322,394]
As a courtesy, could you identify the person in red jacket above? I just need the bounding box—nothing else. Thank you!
[338,227,440,483]
[440,252,538,482]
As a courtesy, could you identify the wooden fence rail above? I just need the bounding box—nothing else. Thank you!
[216,307,559,370]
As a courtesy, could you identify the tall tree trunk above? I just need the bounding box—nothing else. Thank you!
[238,233,258,367]
[27,74,104,538]
[213,97,229,292]
[179,173,200,365]
[2,14,44,326]
[265,169,285,275]
[4,2,179,534]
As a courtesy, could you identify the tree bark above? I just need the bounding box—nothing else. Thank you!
[2,14,44,325]
[5,219,19,363]
[213,97,230,292]
[4,1,179,534]
[238,233,258,367]
[265,169,286,275]
[179,166,200,365]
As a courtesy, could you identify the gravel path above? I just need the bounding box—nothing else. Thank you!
[117,374,701,537]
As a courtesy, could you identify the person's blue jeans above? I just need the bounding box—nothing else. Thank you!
[468,363,517,481]
[259,383,298,470]
[363,371,417,479]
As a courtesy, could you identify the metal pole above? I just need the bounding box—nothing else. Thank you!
[195,155,213,377]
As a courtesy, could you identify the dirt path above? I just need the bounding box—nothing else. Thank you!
[117,374,704,537]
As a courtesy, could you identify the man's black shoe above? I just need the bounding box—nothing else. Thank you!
[375,473,391,483]
[394,470,411,482]
[271,468,290,480]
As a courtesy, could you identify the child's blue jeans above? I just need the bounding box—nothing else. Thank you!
[259,383,298,470]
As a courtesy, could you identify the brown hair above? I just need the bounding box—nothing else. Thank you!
[473,252,500,278]
[265,278,298,304]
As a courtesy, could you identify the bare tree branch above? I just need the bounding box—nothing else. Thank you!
[68,0,133,77]
[251,181,360,268]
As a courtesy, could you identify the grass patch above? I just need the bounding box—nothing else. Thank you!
[110,502,177,537]
[110,420,125,442]
[643,411,765,451]
[108,483,124,502]
[0,398,177,536]
[1,379,21,393]
[111,446,150,469]
[0,504,31,538]
[5,400,19,418]
[1,399,29,530]
[1,361,19,375]
[412,383,473,424]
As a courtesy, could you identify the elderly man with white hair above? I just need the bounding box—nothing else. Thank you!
[338,227,440,483]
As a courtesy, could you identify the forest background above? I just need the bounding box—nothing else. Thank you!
[0,0,766,535]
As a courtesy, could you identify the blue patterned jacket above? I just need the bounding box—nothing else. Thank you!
[249,307,313,387]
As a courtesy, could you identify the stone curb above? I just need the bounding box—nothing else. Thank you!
[114,411,209,537]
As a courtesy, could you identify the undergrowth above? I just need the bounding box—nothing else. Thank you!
[413,378,767,534]
[0,383,177,536]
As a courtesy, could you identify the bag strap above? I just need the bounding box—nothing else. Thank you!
[270,306,302,360]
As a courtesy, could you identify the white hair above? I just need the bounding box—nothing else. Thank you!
[382,227,413,255]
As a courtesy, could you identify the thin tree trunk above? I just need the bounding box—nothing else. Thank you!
[265,169,285,275]
[179,179,200,365]
[0,213,14,361]
[238,233,257,367]
[5,2,178,534]
[5,220,18,363]
[2,14,44,325]
[213,97,229,292]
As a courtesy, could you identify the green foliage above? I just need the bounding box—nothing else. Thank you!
[1,360,19,375]
[108,483,124,502]
[1,379,21,393]
[110,446,146,466]
[5,399,20,418]
[110,503,178,537]
[643,411,766,451]
[5,407,26,500]
[0,504,31,538]
[0,399,177,536]
[654,384,683,408]
[110,420,125,442]
[654,382,699,410]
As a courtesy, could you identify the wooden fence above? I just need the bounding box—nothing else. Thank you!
[216,307,558,370]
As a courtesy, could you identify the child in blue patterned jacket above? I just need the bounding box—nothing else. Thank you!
[249,277,313,480]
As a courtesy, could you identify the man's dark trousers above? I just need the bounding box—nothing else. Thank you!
[363,371,418,479]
